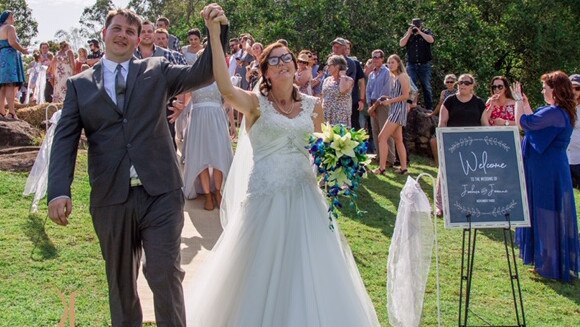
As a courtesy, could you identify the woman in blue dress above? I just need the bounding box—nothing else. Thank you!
[0,10,29,120]
[513,71,580,282]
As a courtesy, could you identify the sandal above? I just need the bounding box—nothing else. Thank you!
[372,167,386,175]
[6,112,18,120]
[395,168,408,175]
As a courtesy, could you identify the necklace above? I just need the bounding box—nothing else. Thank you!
[270,91,295,115]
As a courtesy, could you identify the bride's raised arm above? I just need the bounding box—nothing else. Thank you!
[203,4,259,122]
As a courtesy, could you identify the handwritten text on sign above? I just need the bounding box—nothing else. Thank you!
[437,128,530,229]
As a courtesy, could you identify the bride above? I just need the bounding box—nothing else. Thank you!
[186,9,380,326]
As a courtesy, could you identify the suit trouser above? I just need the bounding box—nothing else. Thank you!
[91,187,185,327]
[44,79,53,103]
[370,102,396,164]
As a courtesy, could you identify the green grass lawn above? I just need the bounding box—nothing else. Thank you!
[0,151,578,326]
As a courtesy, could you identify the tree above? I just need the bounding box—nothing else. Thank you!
[54,27,88,51]
[107,0,579,106]
[0,0,38,46]
[78,0,116,44]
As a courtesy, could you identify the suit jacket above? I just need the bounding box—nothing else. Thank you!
[48,26,228,208]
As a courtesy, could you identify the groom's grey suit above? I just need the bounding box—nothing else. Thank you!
[48,27,228,327]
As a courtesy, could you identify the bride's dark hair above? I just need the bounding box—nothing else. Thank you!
[258,42,301,102]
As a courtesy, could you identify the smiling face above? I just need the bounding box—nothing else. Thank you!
[102,14,141,63]
[491,78,506,96]
[139,23,154,46]
[457,76,475,96]
[154,32,169,48]
[264,46,296,84]
[188,34,200,47]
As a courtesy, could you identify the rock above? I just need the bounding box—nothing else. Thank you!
[0,146,40,172]
[405,105,438,157]
[0,119,41,147]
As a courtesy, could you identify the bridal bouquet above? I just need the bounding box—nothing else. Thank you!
[307,123,371,229]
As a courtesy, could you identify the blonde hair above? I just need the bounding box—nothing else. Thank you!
[387,54,406,75]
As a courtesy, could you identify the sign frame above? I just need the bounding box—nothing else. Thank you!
[437,126,530,229]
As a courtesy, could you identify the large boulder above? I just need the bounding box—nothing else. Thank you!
[0,146,40,172]
[0,118,41,147]
[405,105,438,157]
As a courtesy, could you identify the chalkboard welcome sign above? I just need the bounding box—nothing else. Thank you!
[437,127,530,229]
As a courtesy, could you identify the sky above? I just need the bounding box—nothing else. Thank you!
[28,0,129,45]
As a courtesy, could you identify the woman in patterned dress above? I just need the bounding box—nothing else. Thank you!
[321,55,353,126]
[51,41,74,103]
[369,54,411,174]
[481,76,516,126]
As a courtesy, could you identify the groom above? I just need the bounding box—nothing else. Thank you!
[47,5,228,326]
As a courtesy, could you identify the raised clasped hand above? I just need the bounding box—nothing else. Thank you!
[201,3,228,31]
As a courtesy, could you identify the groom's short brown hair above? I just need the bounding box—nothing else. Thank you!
[105,9,143,36]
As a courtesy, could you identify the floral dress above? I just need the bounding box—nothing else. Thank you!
[52,51,73,103]
[322,77,352,127]
[486,102,515,125]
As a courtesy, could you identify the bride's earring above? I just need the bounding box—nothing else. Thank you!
[266,78,272,87]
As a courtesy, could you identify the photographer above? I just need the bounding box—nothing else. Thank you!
[399,18,435,111]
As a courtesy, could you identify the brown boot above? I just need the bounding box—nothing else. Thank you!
[203,193,214,211]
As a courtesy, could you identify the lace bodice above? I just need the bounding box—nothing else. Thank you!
[190,82,222,109]
[245,93,318,197]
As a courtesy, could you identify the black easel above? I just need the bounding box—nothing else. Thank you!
[457,212,526,327]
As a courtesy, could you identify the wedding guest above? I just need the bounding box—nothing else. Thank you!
[481,76,516,126]
[322,54,354,126]
[430,73,456,117]
[434,73,485,216]
[366,49,395,165]
[369,54,411,175]
[513,72,579,282]
[0,10,29,120]
[295,51,313,95]
[75,47,89,74]
[567,74,580,188]
[181,28,203,64]
[429,74,457,165]
[52,41,75,103]
[182,78,234,210]
[185,11,380,325]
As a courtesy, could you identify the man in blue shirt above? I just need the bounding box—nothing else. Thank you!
[366,49,395,164]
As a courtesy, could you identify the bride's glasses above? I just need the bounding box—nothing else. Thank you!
[267,53,293,66]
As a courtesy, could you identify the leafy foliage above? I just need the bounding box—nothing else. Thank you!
[0,0,38,46]
[122,0,578,106]
[78,0,117,44]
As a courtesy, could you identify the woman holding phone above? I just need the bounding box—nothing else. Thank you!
[512,71,579,282]
[321,55,354,126]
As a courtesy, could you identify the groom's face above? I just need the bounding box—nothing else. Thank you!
[103,15,141,63]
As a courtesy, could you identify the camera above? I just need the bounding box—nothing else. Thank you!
[412,27,419,34]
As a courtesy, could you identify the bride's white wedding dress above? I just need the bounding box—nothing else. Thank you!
[185,93,380,327]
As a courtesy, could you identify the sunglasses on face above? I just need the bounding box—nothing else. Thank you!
[298,60,308,64]
[457,80,474,86]
[574,86,580,91]
[491,85,505,90]
[267,53,293,66]
[445,80,455,84]
[372,56,383,59]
